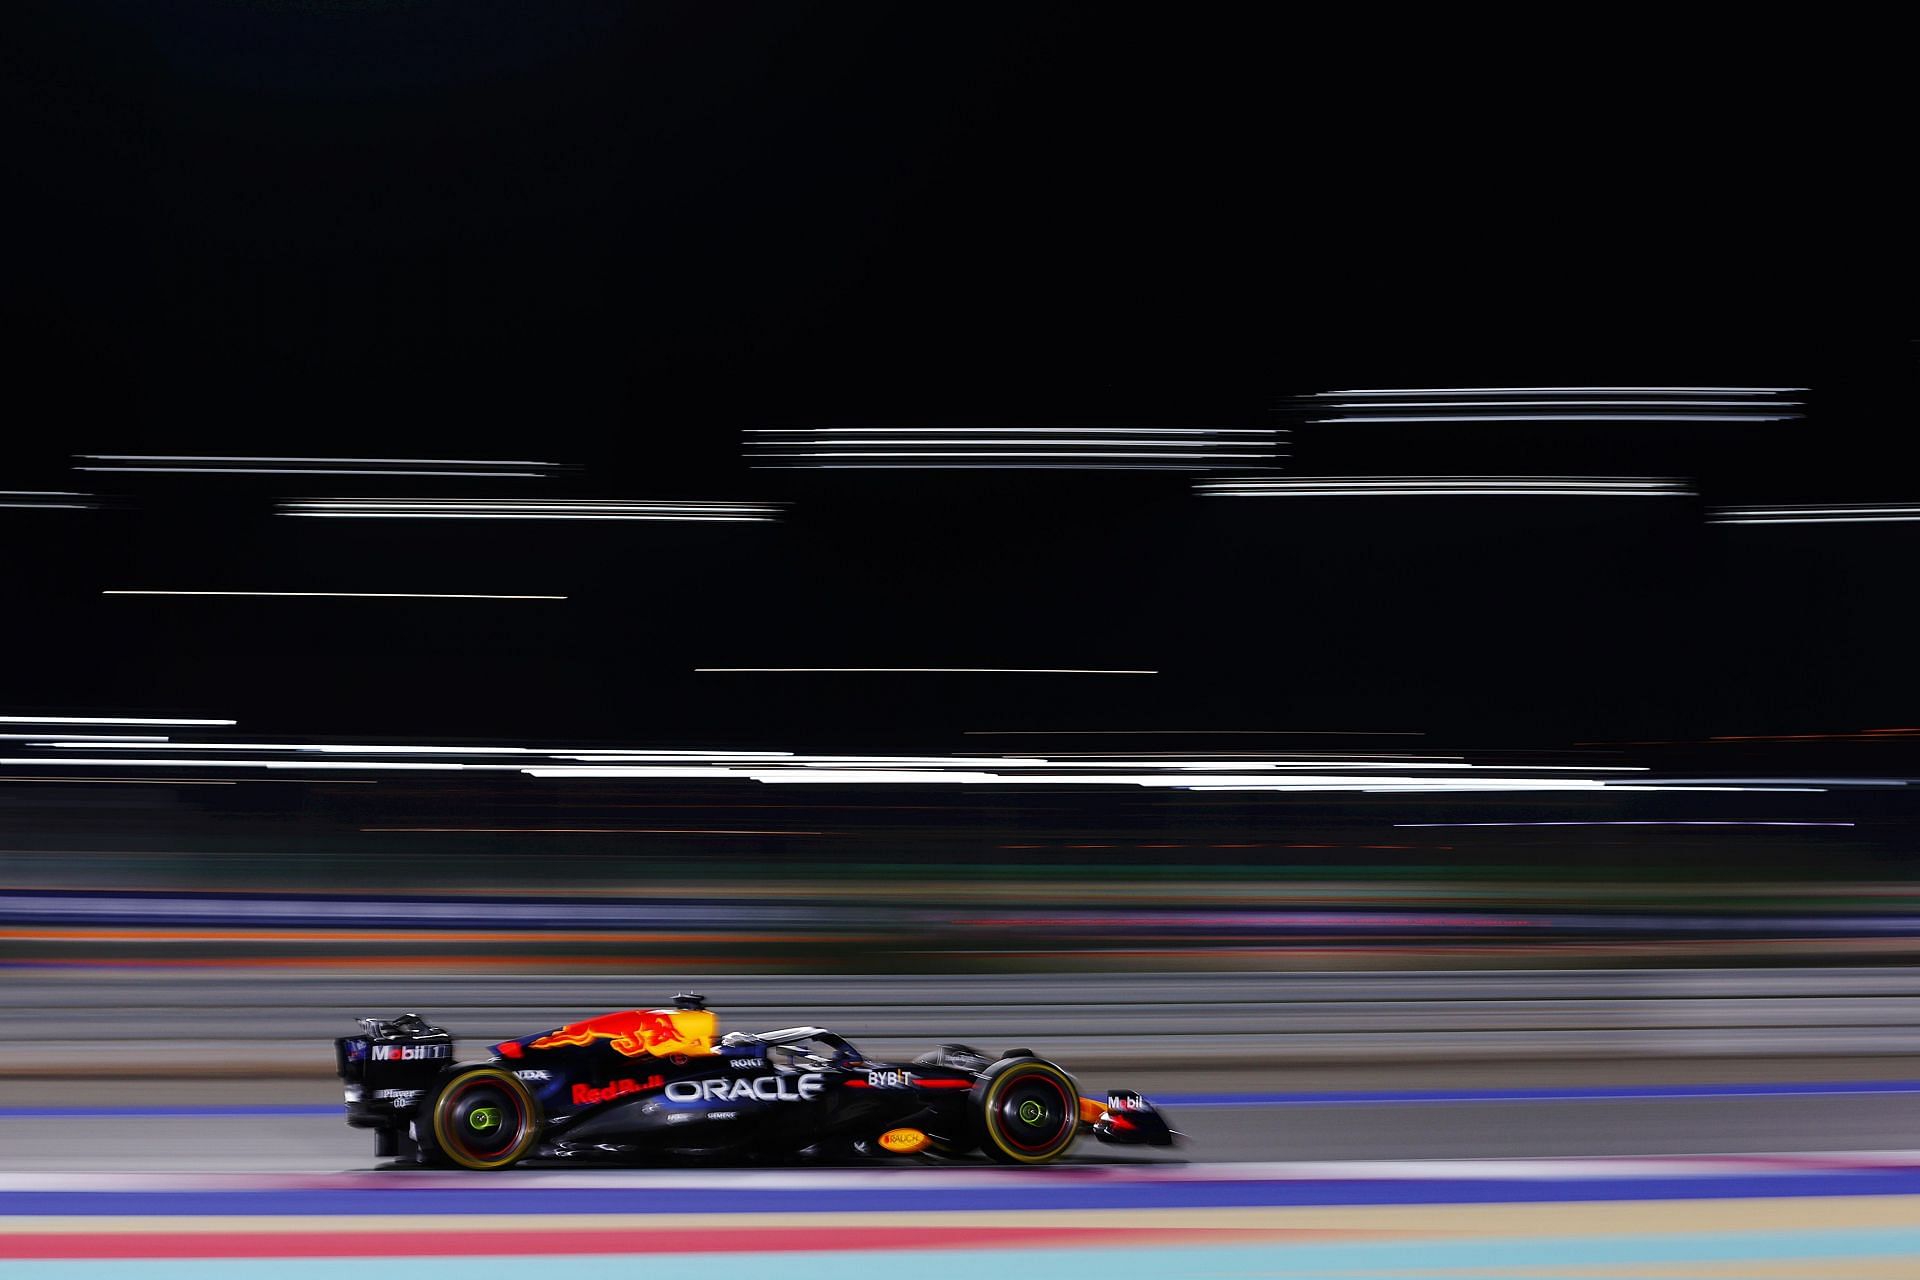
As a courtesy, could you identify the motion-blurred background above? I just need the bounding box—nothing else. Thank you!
[6,2,1916,1089]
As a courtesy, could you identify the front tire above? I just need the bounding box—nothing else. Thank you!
[420,1066,541,1170]
[969,1057,1078,1164]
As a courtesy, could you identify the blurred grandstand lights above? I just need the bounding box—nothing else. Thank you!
[4,732,1902,794]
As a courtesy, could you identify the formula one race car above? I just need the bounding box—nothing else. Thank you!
[335,994,1176,1169]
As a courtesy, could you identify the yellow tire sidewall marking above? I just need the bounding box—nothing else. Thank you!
[432,1066,541,1171]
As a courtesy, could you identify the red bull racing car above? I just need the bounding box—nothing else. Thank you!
[335,994,1175,1169]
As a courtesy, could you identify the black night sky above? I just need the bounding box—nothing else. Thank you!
[8,2,1915,756]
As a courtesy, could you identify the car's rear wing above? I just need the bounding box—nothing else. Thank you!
[335,1012,454,1129]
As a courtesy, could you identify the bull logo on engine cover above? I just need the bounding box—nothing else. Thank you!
[526,1008,714,1058]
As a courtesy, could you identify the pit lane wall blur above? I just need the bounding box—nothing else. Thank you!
[5,968,1919,1075]
[8,880,1920,972]
[6,729,1920,976]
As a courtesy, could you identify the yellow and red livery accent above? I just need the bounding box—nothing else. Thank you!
[525,1007,716,1059]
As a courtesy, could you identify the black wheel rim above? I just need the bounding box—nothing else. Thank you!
[995,1071,1070,1152]
[444,1080,522,1159]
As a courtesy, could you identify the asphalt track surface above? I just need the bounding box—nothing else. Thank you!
[8,1072,1920,1277]
[3,1069,1918,1171]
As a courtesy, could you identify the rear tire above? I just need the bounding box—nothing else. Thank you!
[418,1066,542,1170]
[969,1057,1078,1164]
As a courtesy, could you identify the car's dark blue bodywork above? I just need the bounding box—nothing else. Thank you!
[335,995,1175,1168]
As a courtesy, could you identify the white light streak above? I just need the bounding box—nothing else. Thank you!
[1198,477,1692,498]
[1130,774,1619,789]
[0,734,169,741]
[757,464,1241,471]
[508,761,1789,794]
[756,443,1236,452]
[1709,505,1920,524]
[103,591,566,600]
[42,743,781,761]
[964,729,1427,736]
[0,716,233,726]
[263,761,510,771]
[748,770,1010,784]
[514,769,1816,793]
[77,468,548,478]
[552,757,782,767]
[567,754,1053,767]
[771,759,1647,772]
[695,667,1158,675]
[46,742,808,766]
[748,426,1282,470]
[0,777,235,786]
[778,452,1274,460]
[1203,477,1682,484]
[0,758,512,771]
[0,489,95,509]
[1182,783,1825,793]
[361,826,827,835]
[80,455,560,466]
[546,749,798,760]
[1314,387,1804,396]
[992,751,1462,760]
[76,456,560,478]
[1312,414,1796,424]
[0,729,1856,796]
[293,514,770,522]
[747,427,1278,434]
[522,766,759,779]
[45,740,1656,779]
[1311,401,1802,409]
[289,502,773,510]
[281,498,782,522]
[48,742,539,754]
[1619,777,1909,787]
